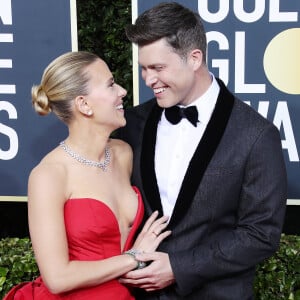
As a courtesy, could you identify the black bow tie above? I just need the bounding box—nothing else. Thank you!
[164,105,199,127]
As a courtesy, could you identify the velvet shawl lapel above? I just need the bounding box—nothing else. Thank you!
[140,79,234,229]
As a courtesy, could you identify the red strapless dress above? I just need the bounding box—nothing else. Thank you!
[4,186,144,300]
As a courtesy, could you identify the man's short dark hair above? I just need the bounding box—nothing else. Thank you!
[126,2,207,61]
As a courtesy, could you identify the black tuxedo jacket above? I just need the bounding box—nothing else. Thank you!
[116,79,287,299]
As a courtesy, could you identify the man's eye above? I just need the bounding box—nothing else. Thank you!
[155,66,164,71]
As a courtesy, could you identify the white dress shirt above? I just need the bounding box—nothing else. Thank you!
[155,75,220,217]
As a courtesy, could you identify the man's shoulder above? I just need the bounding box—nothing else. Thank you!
[216,78,275,130]
[233,98,273,125]
[123,98,157,125]
[126,98,157,114]
[230,97,280,139]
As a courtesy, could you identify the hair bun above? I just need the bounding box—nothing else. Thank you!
[31,85,52,115]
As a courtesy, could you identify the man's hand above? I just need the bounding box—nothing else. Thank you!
[119,252,175,291]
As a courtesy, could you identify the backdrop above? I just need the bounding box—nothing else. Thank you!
[0,0,77,201]
[132,0,300,205]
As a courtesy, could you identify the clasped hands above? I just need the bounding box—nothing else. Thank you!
[121,211,175,291]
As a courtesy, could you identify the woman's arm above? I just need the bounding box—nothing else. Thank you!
[28,162,170,294]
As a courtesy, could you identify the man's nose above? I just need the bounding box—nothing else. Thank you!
[143,70,157,87]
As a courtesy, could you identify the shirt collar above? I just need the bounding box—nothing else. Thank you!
[161,74,220,126]
[184,74,220,125]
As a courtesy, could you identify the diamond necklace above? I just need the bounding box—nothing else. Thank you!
[59,141,110,171]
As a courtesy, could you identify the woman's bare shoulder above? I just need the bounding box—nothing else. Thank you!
[109,138,133,174]
[109,138,133,157]
[29,147,68,190]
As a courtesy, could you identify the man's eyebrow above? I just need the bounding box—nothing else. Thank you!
[140,63,165,68]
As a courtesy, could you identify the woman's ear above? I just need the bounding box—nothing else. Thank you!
[75,96,93,116]
[189,49,203,71]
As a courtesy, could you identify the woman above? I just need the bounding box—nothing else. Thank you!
[4,51,171,299]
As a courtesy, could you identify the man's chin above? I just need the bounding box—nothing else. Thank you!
[156,98,174,109]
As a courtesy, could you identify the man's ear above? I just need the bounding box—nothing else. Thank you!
[189,49,203,71]
[75,96,93,116]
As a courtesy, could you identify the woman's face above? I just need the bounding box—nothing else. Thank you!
[85,58,127,129]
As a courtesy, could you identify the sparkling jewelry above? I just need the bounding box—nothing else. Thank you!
[59,141,110,171]
[123,249,147,270]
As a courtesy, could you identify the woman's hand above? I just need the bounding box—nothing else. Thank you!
[132,211,171,253]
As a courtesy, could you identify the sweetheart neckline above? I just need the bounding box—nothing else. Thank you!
[65,197,118,227]
[65,197,121,234]
[65,186,140,225]
[65,196,138,224]
[65,187,142,252]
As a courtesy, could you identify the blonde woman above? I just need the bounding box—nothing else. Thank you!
[4,51,171,300]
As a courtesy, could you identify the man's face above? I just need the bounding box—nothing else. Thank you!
[138,38,198,107]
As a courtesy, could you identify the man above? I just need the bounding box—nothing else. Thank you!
[117,2,287,299]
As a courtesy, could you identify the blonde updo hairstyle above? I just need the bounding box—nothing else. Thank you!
[31,51,99,124]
